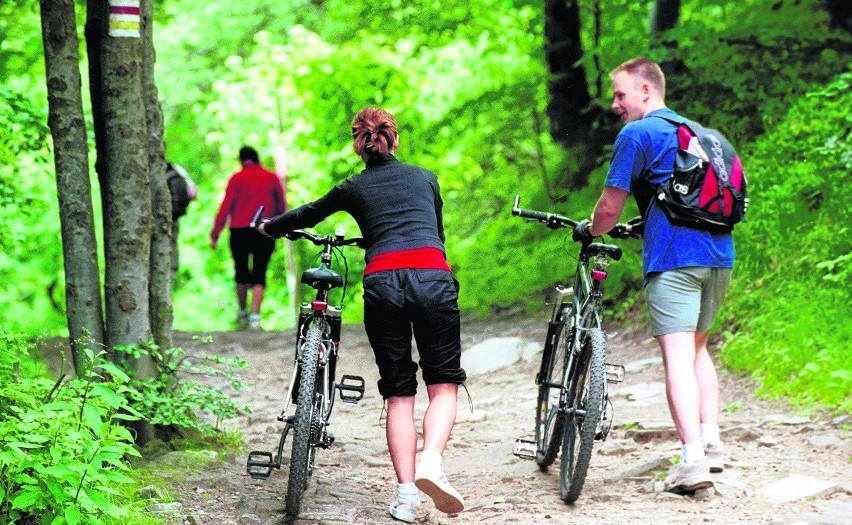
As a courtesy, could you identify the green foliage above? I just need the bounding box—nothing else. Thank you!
[719,71,852,412]
[3,0,851,414]
[113,337,251,433]
[0,84,67,336]
[1,330,250,523]
[0,339,141,524]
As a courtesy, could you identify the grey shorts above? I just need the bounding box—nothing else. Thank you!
[645,267,732,336]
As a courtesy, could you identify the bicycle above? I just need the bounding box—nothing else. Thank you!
[245,207,367,518]
[510,196,641,504]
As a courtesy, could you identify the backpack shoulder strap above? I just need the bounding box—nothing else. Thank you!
[649,113,688,127]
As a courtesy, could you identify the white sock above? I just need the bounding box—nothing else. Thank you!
[700,423,721,446]
[397,482,420,504]
[682,442,706,464]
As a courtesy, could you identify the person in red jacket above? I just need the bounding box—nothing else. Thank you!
[210,146,286,330]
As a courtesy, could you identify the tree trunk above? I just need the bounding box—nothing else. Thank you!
[542,0,607,191]
[86,0,155,445]
[824,0,852,33]
[648,0,680,34]
[140,0,173,350]
[39,0,105,375]
[648,0,685,77]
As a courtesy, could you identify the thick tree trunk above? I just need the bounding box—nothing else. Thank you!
[39,0,105,375]
[140,0,173,350]
[542,0,607,191]
[648,0,685,77]
[86,0,155,445]
[648,0,680,34]
[824,0,852,33]
[543,0,592,149]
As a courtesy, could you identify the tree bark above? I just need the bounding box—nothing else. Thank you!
[542,0,608,191]
[543,0,593,149]
[140,0,173,350]
[824,0,852,33]
[648,0,680,34]
[39,0,105,375]
[86,0,155,445]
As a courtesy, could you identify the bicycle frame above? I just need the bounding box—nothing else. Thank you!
[246,226,364,484]
[554,243,614,419]
[511,195,636,502]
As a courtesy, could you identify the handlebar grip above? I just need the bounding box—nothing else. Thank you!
[250,206,265,229]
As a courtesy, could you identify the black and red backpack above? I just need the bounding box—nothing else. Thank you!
[653,115,748,233]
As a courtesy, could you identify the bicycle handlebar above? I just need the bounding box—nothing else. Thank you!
[283,229,365,249]
[511,196,643,239]
[251,206,365,248]
[512,195,576,230]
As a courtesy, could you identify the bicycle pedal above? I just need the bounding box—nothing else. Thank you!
[246,450,278,479]
[512,438,536,460]
[319,433,335,449]
[605,363,625,383]
[337,374,365,403]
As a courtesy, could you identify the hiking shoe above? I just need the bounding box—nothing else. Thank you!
[705,442,725,473]
[248,313,262,331]
[415,453,465,514]
[664,461,713,494]
[236,310,249,330]
[388,500,420,523]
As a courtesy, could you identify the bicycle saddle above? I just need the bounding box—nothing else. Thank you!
[301,265,344,290]
[588,243,623,261]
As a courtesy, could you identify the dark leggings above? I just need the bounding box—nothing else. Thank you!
[229,227,275,285]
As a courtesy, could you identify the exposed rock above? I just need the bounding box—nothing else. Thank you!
[758,474,842,504]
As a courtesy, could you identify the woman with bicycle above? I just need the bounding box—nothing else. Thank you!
[259,107,467,522]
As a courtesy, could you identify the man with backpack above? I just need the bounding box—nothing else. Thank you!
[573,57,738,494]
[166,162,198,274]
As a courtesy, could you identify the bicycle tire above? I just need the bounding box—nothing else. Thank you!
[535,307,571,468]
[285,327,322,517]
[559,327,605,504]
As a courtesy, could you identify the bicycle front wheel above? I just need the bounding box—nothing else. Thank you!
[559,327,605,504]
[285,327,322,517]
[535,308,570,468]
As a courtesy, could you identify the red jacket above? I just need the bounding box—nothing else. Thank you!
[211,162,286,241]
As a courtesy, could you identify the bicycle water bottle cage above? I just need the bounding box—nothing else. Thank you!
[588,243,623,261]
[301,265,344,290]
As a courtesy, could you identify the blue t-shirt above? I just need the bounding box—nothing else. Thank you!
[605,108,734,277]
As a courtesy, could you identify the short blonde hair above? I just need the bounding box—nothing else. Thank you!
[610,57,666,98]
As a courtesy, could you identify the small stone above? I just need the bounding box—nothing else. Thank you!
[146,501,183,514]
[758,435,779,447]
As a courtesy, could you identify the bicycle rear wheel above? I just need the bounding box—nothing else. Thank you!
[285,327,322,517]
[559,327,605,504]
[535,307,570,468]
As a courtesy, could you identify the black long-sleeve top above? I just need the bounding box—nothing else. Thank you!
[264,154,447,262]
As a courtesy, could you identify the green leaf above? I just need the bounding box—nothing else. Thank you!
[65,505,81,525]
[82,403,103,435]
[11,487,41,509]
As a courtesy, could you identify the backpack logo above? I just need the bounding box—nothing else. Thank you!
[653,116,748,233]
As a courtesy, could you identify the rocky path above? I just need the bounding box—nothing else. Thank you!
[144,314,849,525]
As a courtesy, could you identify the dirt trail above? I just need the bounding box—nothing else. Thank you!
[143,314,850,525]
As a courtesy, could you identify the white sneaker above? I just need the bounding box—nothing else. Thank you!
[664,461,714,494]
[248,313,262,331]
[414,452,464,514]
[388,500,419,523]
